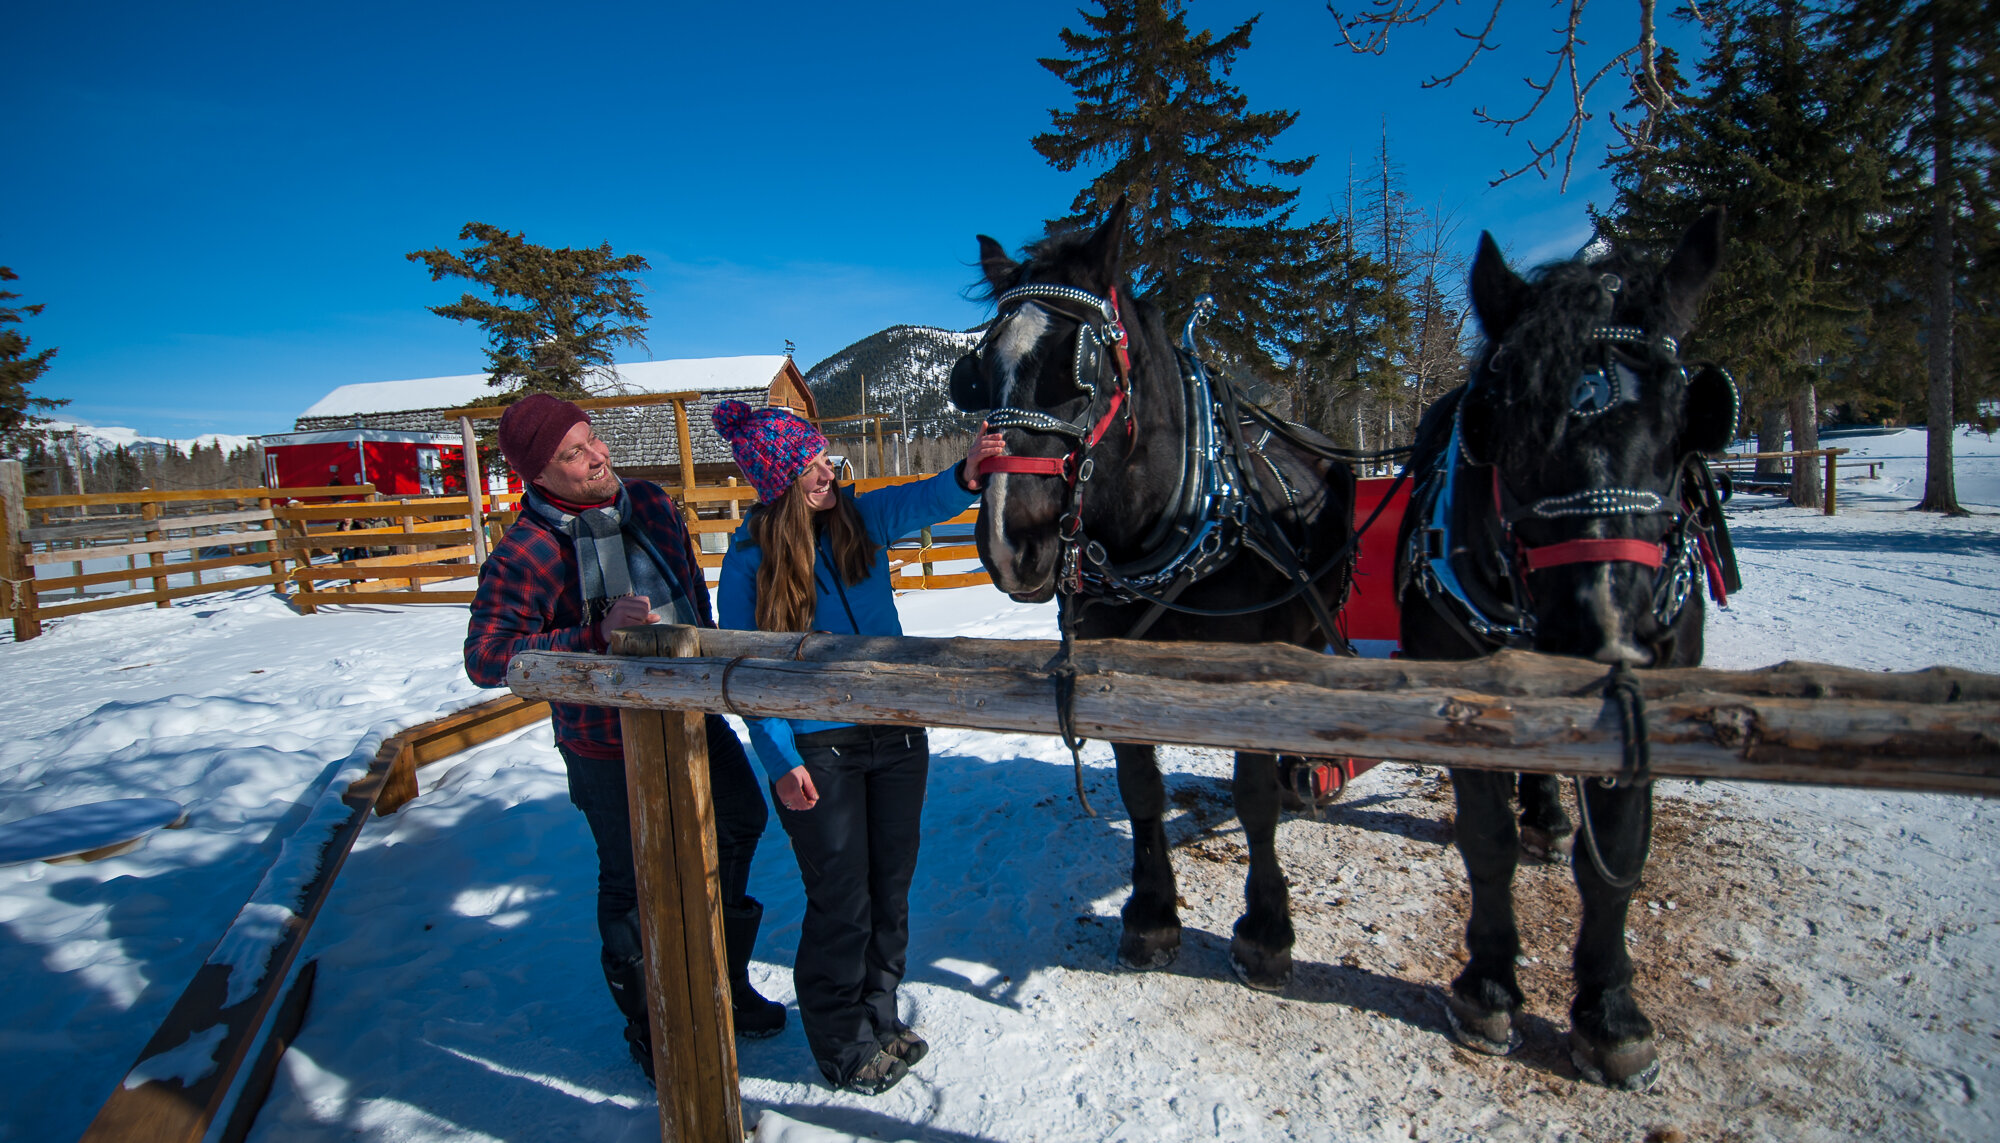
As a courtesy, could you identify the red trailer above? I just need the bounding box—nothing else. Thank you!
[259,430,465,499]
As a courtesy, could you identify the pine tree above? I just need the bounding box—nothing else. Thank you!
[1836,0,1998,514]
[1600,0,1897,508]
[0,266,67,440]
[406,223,651,398]
[1033,0,1314,372]
[1276,216,1411,447]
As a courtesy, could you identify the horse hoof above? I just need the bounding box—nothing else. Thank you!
[1568,1029,1660,1091]
[1443,992,1520,1055]
[1520,825,1576,863]
[1118,927,1181,970]
[1227,937,1292,992]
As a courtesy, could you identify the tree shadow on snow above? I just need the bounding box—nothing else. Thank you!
[745,1101,1007,1143]
[1729,523,2000,557]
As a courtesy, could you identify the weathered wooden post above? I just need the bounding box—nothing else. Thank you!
[458,415,488,565]
[142,497,170,608]
[0,459,40,641]
[1824,448,1839,516]
[606,624,743,1143]
[669,396,699,527]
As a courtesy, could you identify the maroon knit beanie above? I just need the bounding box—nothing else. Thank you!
[497,393,591,481]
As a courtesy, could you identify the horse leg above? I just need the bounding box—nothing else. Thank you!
[1567,778,1660,1091]
[1113,742,1181,969]
[1228,750,1293,991]
[1446,767,1525,1054]
[1516,773,1575,862]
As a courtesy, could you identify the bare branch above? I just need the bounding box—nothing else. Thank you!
[1326,0,1706,191]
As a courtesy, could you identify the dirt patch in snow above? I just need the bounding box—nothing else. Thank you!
[1017,754,1994,1142]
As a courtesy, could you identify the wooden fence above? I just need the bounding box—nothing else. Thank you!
[0,462,993,641]
[1709,447,1851,513]
[499,625,2000,1140]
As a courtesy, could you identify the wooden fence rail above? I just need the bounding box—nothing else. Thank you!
[1711,447,1851,513]
[0,462,995,642]
[516,627,2000,796]
[78,694,549,1143]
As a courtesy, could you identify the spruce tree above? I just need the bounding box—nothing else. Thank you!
[1835,0,1998,514]
[1034,0,1314,372]
[406,223,651,398]
[1600,0,1896,508]
[0,267,67,440]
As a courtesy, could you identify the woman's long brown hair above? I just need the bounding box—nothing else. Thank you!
[745,482,881,632]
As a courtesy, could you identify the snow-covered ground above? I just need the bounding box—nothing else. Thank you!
[2,428,1996,1143]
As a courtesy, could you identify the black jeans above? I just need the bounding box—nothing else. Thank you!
[560,714,767,964]
[775,724,929,1085]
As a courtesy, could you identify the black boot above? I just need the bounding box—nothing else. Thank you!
[602,911,655,1079]
[723,897,787,1038]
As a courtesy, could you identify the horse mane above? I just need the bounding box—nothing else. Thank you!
[1472,240,1692,407]
[969,227,1095,304]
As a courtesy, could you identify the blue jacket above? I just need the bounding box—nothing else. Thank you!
[718,466,979,781]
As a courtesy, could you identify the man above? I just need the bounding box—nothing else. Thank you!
[464,393,784,1079]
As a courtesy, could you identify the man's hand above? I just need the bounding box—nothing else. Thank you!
[775,766,819,812]
[962,422,1007,490]
[598,594,657,642]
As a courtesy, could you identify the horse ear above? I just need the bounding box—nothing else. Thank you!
[1084,196,1129,282]
[1661,208,1725,329]
[1470,232,1530,340]
[977,235,1018,291]
[1680,364,1740,455]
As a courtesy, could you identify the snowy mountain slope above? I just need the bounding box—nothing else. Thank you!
[803,325,984,431]
[29,419,258,458]
[0,428,1995,1143]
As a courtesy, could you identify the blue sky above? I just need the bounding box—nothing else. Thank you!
[5,1,1696,438]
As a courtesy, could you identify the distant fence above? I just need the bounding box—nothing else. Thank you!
[0,460,992,642]
[1710,447,1852,514]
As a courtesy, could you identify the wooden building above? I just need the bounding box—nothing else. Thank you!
[292,357,817,485]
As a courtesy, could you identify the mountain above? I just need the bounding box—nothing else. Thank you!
[25,421,259,459]
[803,324,985,435]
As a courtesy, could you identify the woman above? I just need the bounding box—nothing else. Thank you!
[712,400,1004,1096]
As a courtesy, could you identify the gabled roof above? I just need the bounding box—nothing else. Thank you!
[299,356,797,419]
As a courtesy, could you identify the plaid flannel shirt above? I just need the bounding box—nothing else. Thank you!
[464,479,712,754]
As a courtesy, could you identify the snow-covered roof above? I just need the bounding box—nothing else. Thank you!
[298,357,794,418]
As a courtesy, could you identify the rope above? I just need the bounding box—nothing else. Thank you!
[1050,595,1098,817]
[1570,663,1654,891]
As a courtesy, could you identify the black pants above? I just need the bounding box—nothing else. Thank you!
[775,724,929,1085]
[560,714,767,971]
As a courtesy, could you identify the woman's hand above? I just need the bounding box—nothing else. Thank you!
[962,423,1007,490]
[775,765,819,812]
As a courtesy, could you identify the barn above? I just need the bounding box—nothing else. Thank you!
[280,356,818,488]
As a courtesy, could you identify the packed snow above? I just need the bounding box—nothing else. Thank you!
[2,427,1996,1143]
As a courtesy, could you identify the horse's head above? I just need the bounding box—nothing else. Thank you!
[952,207,1154,602]
[1457,209,1734,665]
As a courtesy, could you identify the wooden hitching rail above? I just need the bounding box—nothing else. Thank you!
[78,694,549,1143]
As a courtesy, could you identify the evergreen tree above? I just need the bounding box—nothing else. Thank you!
[1836,0,1998,514]
[0,266,67,440]
[1033,0,1314,372]
[1599,0,1897,508]
[1276,215,1412,450]
[406,223,651,398]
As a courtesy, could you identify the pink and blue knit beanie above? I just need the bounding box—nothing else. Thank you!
[711,400,829,504]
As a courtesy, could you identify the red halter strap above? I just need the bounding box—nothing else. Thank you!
[1519,538,1665,572]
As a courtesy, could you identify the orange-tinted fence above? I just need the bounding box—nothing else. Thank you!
[0,460,993,642]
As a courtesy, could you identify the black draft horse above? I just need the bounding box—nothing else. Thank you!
[951,207,1357,990]
[1396,210,1739,1089]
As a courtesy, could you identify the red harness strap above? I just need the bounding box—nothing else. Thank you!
[1519,538,1665,572]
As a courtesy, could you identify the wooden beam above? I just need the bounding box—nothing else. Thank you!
[291,590,478,606]
[450,390,705,421]
[19,508,275,544]
[78,694,558,1143]
[513,632,2000,796]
